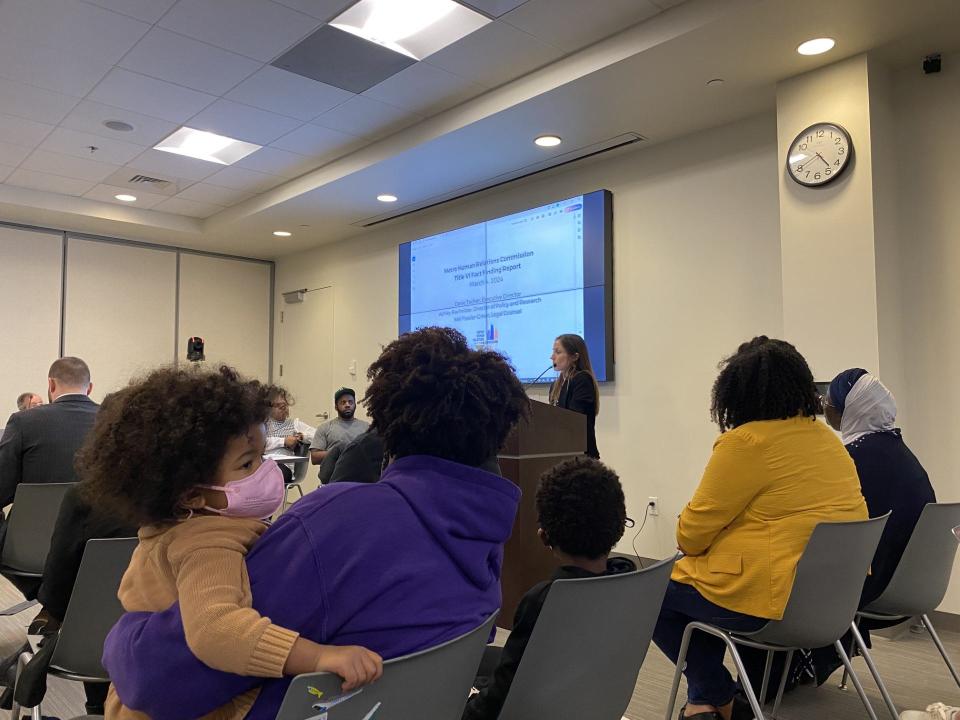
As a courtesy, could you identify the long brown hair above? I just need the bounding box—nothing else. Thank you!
[548,334,600,414]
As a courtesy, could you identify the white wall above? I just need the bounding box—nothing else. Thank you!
[178,253,272,381]
[893,54,960,611]
[64,237,178,400]
[0,226,61,420]
[275,113,784,561]
[0,226,274,414]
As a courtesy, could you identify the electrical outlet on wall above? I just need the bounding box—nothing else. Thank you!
[648,497,659,517]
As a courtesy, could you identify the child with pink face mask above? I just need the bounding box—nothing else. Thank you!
[76,365,382,720]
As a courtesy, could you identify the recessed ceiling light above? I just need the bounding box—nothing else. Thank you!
[330,0,489,61]
[706,78,725,86]
[273,231,292,237]
[114,194,137,202]
[377,194,398,202]
[797,37,835,56]
[103,120,135,132]
[154,127,261,165]
[534,135,562,147]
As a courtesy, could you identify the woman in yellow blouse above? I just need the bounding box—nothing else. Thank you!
[654,337,867,720]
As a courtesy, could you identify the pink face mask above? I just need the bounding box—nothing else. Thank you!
[200,458,285,520]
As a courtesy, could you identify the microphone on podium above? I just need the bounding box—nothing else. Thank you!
[523,365,556,393]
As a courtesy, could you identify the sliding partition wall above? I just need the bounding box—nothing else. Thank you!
[0,223,272,418]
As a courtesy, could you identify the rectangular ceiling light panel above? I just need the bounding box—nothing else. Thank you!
[330,0,490,60]
[154,127,261,165]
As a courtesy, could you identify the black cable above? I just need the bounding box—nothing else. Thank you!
[631,501,654,569]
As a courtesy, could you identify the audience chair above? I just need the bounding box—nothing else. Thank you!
[12,537,137,720]
[281,456,311,513]
[665,516,889,720]
[0,483,74,615]
[275,612,497,720]
[497,554,678,720]
[839,502,960,720]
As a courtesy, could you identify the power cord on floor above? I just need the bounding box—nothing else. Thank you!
[631,500,656,569]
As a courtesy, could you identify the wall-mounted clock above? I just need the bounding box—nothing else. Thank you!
[787,122,852,187]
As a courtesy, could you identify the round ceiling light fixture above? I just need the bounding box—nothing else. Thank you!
[797,37,835,56]
[534,135,562,147]
[273,231,292,237]
[114,194,137,202]
[103,120,135,132]
[377,194,398,202]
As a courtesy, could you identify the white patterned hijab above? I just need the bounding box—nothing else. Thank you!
[840,373,897,445]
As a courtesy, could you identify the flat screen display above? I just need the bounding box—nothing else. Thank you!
[398,189,613,383]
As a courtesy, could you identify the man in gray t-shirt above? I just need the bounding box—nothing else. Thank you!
[310,387,369,467]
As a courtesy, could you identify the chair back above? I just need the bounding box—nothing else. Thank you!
[275,612,497,720]
[865,502,960,617]
[0,483,74,575]
[292,457,311,484]
[497,554,677,720]
[49,537,137,680]
[750,515,888,649]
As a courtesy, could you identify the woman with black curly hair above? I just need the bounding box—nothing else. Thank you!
[80,365,382,720]
[652,337,867,720]
[101,328,529,720]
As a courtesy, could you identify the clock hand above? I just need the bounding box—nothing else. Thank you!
[815,152,830,167]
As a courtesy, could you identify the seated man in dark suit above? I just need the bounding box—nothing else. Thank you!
[0,357,98,597]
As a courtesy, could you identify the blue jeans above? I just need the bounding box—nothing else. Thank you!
[653,581,767,708]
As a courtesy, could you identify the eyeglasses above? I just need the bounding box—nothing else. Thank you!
[271,402,289,409]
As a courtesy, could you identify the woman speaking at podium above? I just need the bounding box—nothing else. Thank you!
[548,333,600,458]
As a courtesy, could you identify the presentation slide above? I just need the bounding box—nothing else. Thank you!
[399,190,612,382]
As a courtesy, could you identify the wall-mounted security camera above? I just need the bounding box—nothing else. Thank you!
[923,53,942,75]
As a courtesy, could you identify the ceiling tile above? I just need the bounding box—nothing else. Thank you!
[83,183,170,209]
[313,96,421,139]
[0,142,33,167]
[127,148,222,182]
[363,63,487,115]
[226,66,354,122]
[0,165,15,183]
[187,99,303,145]
[461,0,531,17]
[154,196,225,218]
[175,183,255,206]
[205,166,281,192]
[159,0,321,62]
[0,78,79,125]
[425,21,564,88]
[60,101,178,148]
[39,127,144,166]
[6,168,96,196]
[21,149,120,182]
[89,69,217,124]
[271,123,360,158]
[234,147,315,178]
[119,28,263,96]
[0,114,55,149]
[0,0,149,96]
[80,0,179,24]
[502,0,659,52]
[272,24,416,94]
[271,0,353,20]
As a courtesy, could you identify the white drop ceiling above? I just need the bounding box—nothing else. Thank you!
[0,0,957,258]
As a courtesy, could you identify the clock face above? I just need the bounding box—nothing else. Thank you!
[787,123,852,187]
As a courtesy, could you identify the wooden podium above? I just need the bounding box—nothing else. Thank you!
[496,399,587,628]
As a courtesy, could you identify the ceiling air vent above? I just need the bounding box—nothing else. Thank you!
[128,174,172,188]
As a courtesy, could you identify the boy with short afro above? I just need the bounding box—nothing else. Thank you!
[462,456,634,720]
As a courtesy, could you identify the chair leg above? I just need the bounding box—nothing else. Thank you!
[834,640,879,720]
[839,624,857,690]
[721,635,766,720]
[11,650,43,720]
[758,649,774,709]
[922,614,960,689]
[664,623,695,720]
[849,622,899,720]
[296,484,303,499]
[771,649,794,718]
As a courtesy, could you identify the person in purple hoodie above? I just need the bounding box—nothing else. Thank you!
[102,327,529,720]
